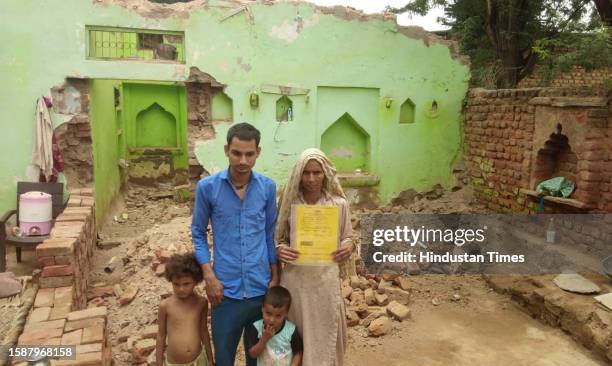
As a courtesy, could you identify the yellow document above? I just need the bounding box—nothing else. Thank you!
[291,204,339,265]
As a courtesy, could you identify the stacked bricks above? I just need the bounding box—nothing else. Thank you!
[14,299,111,366]
[36,188,96,310]
[518,66,612,89]
[464,87,611,214]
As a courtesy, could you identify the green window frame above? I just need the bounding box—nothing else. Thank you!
[86,26,185,63]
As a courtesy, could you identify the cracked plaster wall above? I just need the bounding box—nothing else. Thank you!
[1,0,469,212]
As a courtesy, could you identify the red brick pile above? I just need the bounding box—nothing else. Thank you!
[16,303,111,366]
[35,188,96,310]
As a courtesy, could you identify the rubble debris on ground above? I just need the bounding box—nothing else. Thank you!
[86,184,487,364]
[343,273,434,336]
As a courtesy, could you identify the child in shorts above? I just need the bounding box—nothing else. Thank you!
[245,286,303,366]
[157,253,214,366]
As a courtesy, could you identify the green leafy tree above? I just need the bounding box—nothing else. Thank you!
[390,0,612,88]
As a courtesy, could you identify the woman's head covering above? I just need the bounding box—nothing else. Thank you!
[275,148,346,244]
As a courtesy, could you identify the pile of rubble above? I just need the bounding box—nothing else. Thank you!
[343,273,412,337]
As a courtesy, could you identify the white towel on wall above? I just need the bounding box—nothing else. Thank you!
[31,97,54,180]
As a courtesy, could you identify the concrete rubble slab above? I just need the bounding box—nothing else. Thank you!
[553,273,601,294]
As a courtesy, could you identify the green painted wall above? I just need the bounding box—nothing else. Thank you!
[90,80,122,222]
[0,0,469,214]
[212,92,234,122]
[124,82,188,182]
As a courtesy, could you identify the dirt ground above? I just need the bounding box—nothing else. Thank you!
[69,185,608,365]
[345,275,606,366]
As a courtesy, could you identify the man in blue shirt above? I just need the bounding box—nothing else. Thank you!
[192,122,279,366]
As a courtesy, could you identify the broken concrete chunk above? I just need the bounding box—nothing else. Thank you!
[349,276,361,289]
[133,338,156,363]
[374,293,389,306]
[119,286,139,306]
[367,316,391,337]
[141,324,158,339]
[346,310,360,327]
[364,288,375,306]
[381,271,400,282]
[341,284,353,299]
[361,311,385,327]
[377,279,394,293]
[553,273,601,294]
[393,276,412,292]
[386,301,410,321]
[349,290,364,304]
[380,286,411,305]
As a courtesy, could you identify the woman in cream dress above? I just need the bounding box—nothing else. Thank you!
[275,148,355,366]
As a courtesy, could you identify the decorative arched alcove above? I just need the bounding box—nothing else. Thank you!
[135,102,177,147]
[321,113,370,172]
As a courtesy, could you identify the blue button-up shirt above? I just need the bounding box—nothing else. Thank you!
[191,169,277,300]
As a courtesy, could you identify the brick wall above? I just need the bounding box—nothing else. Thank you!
[35,188,96,310]
[518,66,612,89]
[12,189,112,366]
[464,87,612,213]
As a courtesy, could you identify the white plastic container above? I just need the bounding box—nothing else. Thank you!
[19,191,52,236]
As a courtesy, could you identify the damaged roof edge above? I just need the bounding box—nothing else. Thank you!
[94,0,469,64]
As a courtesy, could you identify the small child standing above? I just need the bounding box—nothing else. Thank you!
[245,286,303,366]
[157,253,214,366]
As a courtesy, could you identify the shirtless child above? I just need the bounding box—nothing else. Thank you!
[157,253,214,366]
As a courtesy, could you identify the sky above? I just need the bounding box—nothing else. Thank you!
[302,0,450,31]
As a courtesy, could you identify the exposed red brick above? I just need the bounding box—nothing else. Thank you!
[37,256,56,268]
[42,265,74,278]
[67,306,107,322]
[36,238,76,257]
